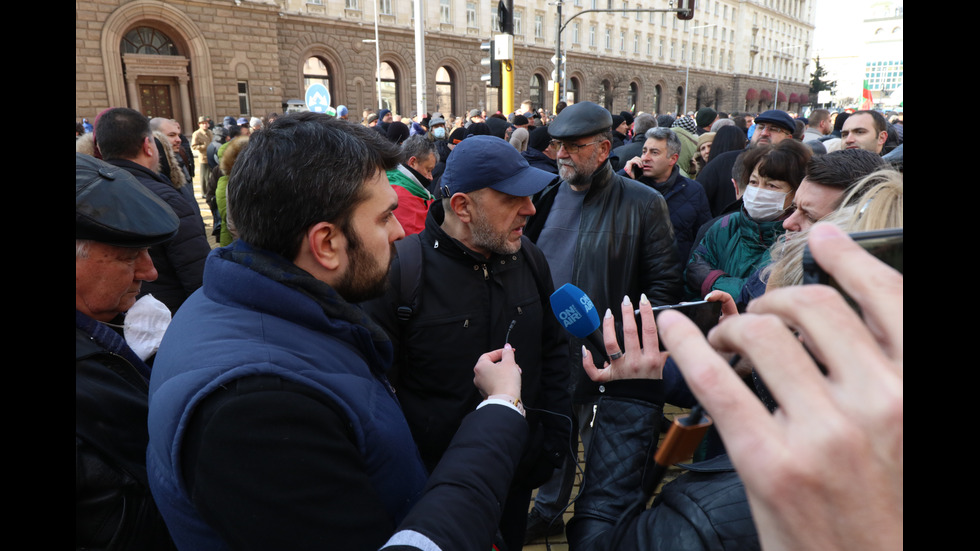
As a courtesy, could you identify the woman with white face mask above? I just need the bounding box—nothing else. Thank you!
[684,139,811,302]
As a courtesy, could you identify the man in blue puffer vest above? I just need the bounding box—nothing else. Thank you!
[147,112,529,551]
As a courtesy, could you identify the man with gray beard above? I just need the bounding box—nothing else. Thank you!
[361,135,570,551]
[522,101,683,544]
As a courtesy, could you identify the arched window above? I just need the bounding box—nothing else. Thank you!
[567,77,581,105]
[529,73,545,111]
[435,66,455,118]
[675,86,685,115]
[378,62,400,114]
[122,27,179,55]
[304,57,333,103]
[627,82,638,112]
[653,84,662,114]
[601,79,613,111]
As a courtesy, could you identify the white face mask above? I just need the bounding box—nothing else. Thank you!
[742,185,789,222]
[124,294,172,361]
[432,127,446,139]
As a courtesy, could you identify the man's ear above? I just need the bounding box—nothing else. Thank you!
[407,155,418,169]
[143,136,156,157]
[305,221,346,272]
[597,139,612,162]
[877,131,888,147]
[449,193,474,223]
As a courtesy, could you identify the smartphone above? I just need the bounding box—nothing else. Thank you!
[801,228,903,309]
[802,228,903,285]
[636,300,723,350]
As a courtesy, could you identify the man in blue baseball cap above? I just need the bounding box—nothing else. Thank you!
[362,134,570,551]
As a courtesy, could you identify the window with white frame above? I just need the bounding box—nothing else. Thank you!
[237,81,250,115]
[515,9,523,35]
[467,2,477,27]
[573,22,580,44]
[380,0,392,15]
[535,14,543,39]
[440,0,451,24]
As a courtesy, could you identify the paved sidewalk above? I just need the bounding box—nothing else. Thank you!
[523,404,691,551]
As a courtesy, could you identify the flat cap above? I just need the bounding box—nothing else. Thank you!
[76,152,179,248]
[547,101,613,140]
[754,110,795,134]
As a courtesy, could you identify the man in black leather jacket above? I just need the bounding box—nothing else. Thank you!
[75,152,179,550]
[523,101,683,542]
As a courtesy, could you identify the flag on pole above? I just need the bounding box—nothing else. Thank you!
[861,80,874,110]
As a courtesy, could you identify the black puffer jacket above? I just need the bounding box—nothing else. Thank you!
[76,315,175,550]
[567,381,760,551]
[525,161,683,401]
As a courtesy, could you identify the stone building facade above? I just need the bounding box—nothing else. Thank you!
[76,0,813,128]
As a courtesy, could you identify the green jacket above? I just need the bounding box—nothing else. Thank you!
[684,210,786,299]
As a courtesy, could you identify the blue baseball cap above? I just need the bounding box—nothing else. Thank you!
[441,135,556,198]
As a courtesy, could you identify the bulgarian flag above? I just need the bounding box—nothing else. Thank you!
[861,80,874,110]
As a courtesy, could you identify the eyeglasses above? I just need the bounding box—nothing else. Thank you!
[550,139,603,153]
[755,123,790,136]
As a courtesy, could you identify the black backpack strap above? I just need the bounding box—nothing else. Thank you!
[394,233,424,322]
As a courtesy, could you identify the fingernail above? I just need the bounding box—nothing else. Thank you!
[582,345,588,356]
[604,308,613,319]
[704,292,713,300]
[504,343,512,350]
[640,293,650,305]
[623,295,632,306]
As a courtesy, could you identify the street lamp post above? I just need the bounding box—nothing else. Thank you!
[361,0,382,110]
[683,23,715,115]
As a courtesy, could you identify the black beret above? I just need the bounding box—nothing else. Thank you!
[547,101,613,140]
[76,152,179,248]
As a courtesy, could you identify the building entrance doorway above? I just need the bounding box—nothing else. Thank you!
[139,83,174,119]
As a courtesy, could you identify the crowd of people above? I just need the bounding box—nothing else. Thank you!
[77,100,903,551]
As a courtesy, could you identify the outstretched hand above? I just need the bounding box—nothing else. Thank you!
[657,223,903,551]
[583,293,668,383]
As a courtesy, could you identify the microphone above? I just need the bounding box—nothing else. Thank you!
[549,283,609,366]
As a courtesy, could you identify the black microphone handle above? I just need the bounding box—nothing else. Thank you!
[585,329,611,367]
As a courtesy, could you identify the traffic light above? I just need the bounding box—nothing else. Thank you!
[480,40,501,88]
[676,0,695,20]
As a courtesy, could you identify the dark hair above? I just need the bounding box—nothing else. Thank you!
[555,101,568,114]
[852,110,887,135]
[710,125,747,158]
[739,139,811,193]
[228,112,401,260]
[94,107,152,160]
[806,148,888,195]
[833,112,850,133]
